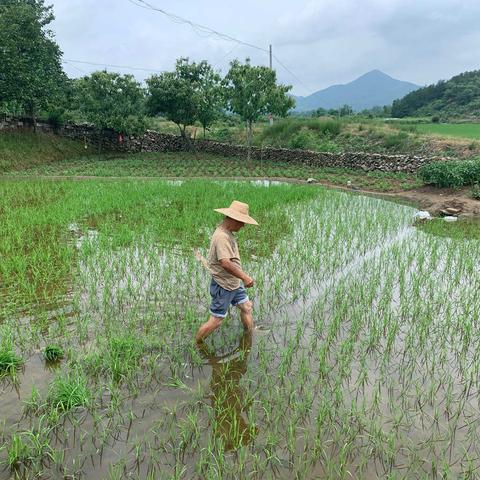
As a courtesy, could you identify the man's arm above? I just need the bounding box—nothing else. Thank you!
[219,258,255,287]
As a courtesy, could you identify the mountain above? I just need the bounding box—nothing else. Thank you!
[293,70,420,112]
[391,70,480,118]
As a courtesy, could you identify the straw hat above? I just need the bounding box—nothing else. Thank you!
[214,200,258,225]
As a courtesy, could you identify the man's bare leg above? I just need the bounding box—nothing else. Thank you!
[238,300,254,331]
[196,315,223,343]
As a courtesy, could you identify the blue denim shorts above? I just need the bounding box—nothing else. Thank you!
[209,278,249,318]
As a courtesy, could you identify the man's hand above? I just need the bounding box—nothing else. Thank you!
[219,258,255,287]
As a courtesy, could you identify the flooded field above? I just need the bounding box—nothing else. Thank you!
[1,179,479,479]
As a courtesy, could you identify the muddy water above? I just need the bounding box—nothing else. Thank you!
[2,195,480,478]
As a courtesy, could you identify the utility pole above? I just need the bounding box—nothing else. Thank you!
[269,44,273,126]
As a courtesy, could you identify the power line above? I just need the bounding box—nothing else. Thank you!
[62,60,87,75]
[62,58,165,74]
[273,54,311,91]
[126,0,269,53]
[126,0,311,92]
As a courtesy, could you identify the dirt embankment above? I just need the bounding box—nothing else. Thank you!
[329,183,480,218]
[393,186,480,218]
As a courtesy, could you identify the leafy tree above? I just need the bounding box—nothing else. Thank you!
[0,0,66,127]
[339,104,353,117]
[223,59,294,156]
[75,71,147,149]
[311,107,327,117]
[195,68,223,138]
[146,58,222,140]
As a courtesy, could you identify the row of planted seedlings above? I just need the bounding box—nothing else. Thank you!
[2,178,478,478]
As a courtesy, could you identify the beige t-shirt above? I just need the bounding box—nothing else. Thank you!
[208,226,242,291]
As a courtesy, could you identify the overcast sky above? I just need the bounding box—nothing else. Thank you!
[50,0,480,96]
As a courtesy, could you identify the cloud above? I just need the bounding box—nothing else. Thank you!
[49,0,480,96]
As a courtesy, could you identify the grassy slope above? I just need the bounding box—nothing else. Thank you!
[0,131,87,173]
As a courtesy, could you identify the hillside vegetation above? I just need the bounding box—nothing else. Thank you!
[392,70,480,118]
[0,131,87,173]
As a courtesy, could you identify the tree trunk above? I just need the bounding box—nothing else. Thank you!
[97,129,104,154]
[247,121,253,162]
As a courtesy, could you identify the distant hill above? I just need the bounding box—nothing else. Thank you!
[293,70,419,112]
[391,70,480,118]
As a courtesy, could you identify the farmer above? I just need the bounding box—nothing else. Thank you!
[195,200,258,343]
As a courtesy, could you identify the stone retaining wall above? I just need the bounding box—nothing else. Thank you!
[0,116,445,173]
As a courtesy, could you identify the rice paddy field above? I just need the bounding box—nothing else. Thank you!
[415,123,480,140]
[1,178,480,479]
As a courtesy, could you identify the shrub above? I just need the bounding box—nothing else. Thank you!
[384,132,409,150]
[431,115,440,123]
[419,159,480,188]
[258,117,342,148]
[289,127,317,150]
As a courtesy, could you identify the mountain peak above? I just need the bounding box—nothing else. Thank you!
[294,70,419,112]
[356,69,393,81]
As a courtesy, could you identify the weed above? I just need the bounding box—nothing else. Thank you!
[43,345,64,362]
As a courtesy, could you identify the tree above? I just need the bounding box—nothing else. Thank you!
[0,0,66,127]
[75,71,147,149]
[194,68,223,138]
[146,58,222,140]
[223,59,294,157]
[339,104,353,117]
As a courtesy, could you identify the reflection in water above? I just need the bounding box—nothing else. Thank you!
[199,332,257,451]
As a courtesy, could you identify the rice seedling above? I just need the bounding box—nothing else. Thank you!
[0,177,479,479]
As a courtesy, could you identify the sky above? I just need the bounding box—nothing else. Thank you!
[50,0,480,97]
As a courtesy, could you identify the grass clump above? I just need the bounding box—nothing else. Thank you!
[47,371,90,411]
[43,345,64,362]
[418,159,480,187]
[0,349,23,378]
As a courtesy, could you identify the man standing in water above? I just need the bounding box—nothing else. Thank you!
[195,200,258,343]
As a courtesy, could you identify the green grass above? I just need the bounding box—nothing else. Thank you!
[415,123,480,139]
[0,131,89,173]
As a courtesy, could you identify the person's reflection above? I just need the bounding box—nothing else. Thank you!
[199,331,257,451]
